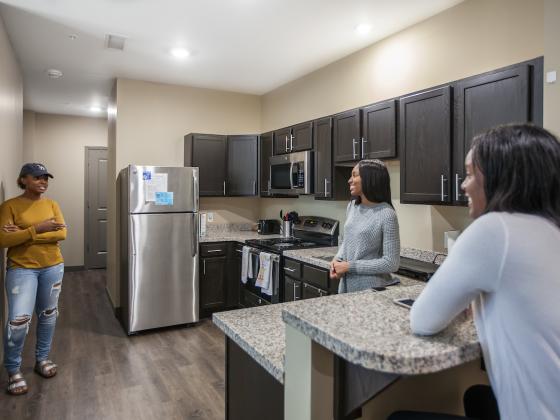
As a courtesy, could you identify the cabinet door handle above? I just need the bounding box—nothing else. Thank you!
[235,249,243,254]
[253,180,256,195]
[455,173,462,201]
[268,179,271,196]
[324,178,330,197]
[293,282,300,301]
[284,267,296,273]
[440,175,448,201]
[223,180,226,196]
[285,136,289,152]
[290,134,294,151]
[206,249,222,253]
[203,259,206,275]
[361,137,366,159]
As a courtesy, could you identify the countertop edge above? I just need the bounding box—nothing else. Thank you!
[212,314,285,384]
[281,309,481,375]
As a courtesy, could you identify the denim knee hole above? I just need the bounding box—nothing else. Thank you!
[7,315,32,345]
[41,307,58,318]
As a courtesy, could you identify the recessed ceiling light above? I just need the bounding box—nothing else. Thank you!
[90,106,103,113]
[68,34,78,40]
[355,24,372,36]
[170,47,190,59]
[46,69,63,79]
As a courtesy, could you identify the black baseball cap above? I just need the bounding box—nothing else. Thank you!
[19,163,54,179]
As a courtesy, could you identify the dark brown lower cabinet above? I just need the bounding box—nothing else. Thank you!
[200,256,226,315]
[227,242,242,308]
[226,338,283,420]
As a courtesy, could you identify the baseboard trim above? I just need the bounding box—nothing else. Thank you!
[64,265,85,272]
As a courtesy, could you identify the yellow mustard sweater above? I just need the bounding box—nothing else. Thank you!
[0,196,67,269]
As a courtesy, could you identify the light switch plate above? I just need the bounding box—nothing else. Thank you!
[546,70,557,84]
[207,212,214,222]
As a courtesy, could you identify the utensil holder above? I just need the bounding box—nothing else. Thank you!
[282,221,293,238]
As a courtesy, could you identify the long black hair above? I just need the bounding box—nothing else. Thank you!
[354,159,393,208]
[471,123,560,227]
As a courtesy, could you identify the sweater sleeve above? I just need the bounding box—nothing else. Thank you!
[410,213,507,335]
[31,201,67,244]
[334,202,352,261]
[0,202,35,248]
[347,208,400,275]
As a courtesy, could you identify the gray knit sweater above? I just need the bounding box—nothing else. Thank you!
[335,201,400,292]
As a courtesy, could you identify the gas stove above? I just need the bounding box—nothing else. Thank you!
[245,237,325,253]
[245,216,339,254]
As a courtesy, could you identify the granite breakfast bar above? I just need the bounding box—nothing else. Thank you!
[214,279,488,420]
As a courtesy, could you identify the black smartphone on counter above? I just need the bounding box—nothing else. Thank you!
[393,298,415,309]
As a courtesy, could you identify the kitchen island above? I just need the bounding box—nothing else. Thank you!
[213,275,487,420]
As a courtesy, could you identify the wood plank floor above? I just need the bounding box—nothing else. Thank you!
[0,270,226,420]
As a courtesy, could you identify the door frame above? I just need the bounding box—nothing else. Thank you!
[84,146,108,270]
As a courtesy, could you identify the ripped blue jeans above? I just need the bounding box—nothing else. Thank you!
[3,263,64,375]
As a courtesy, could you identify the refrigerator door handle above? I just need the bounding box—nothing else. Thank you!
[192,215,198,257]
[130,216,137,256]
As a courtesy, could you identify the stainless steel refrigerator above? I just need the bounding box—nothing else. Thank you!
[118,165,199,334]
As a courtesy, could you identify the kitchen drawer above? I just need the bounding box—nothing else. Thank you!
[200,242,227,257]
[283,259,302,279]
[302,282,328,299]
[302,264,329,290]
[244,289,270,307]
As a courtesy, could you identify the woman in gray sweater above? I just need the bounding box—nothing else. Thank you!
[331,159,400,292]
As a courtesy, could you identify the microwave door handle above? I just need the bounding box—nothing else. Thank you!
[289,162,295,189]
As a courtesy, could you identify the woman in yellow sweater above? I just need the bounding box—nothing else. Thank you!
[0,163,67,395]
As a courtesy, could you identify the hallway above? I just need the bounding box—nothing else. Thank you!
[0,270,225,420]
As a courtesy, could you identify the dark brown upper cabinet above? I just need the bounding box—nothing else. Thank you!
[333,109,362,163]
[399,86,452,204]
[273,127,292,155]
[227,135,258,196]
[452,58,542,205]
[184,133,227,196]
[291,121,313,152]
[362,99,397,159]
[259,132,273,197]
[314,117,333,199]
[273,122,313,155]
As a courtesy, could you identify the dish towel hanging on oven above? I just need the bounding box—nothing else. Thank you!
[241,246,250,284]
[256,252,273,296]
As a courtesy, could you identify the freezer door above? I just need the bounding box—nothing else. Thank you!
[128,165,199,213]
[128,212,199,332]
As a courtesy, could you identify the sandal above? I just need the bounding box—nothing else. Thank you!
[34,360,58,378]
[7,372,28,395]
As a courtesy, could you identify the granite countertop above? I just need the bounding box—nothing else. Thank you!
[213,281,428,384]
[283,246,447,269]
[282,284,480,375]
[213,302,294,384]
[199,230,283,243]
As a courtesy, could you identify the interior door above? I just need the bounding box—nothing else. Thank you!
[129,212,198,332]
[85,147,108,269]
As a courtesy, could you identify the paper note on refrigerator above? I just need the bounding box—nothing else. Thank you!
[144,173,168,202]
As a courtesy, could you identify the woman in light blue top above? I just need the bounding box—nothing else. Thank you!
[330,159,400,292]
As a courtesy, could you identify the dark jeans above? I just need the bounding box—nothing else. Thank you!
[388,385,499,420]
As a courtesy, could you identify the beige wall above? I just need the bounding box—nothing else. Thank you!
[544,0,560,137]
[0,12,22,366]
[23,111,108,267]
[106,84,118,306]
[260,0,544,251]
[107,79,262,306]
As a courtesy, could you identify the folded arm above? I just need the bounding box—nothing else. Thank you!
[410,214,507,335]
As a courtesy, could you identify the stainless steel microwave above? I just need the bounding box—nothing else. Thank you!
[269,151,313,195]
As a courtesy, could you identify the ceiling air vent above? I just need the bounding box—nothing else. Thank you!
[105,34,126,51]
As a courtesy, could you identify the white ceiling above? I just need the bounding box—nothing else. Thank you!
[0,0,463,117]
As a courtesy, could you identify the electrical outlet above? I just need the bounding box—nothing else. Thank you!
[207,212,214,222]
